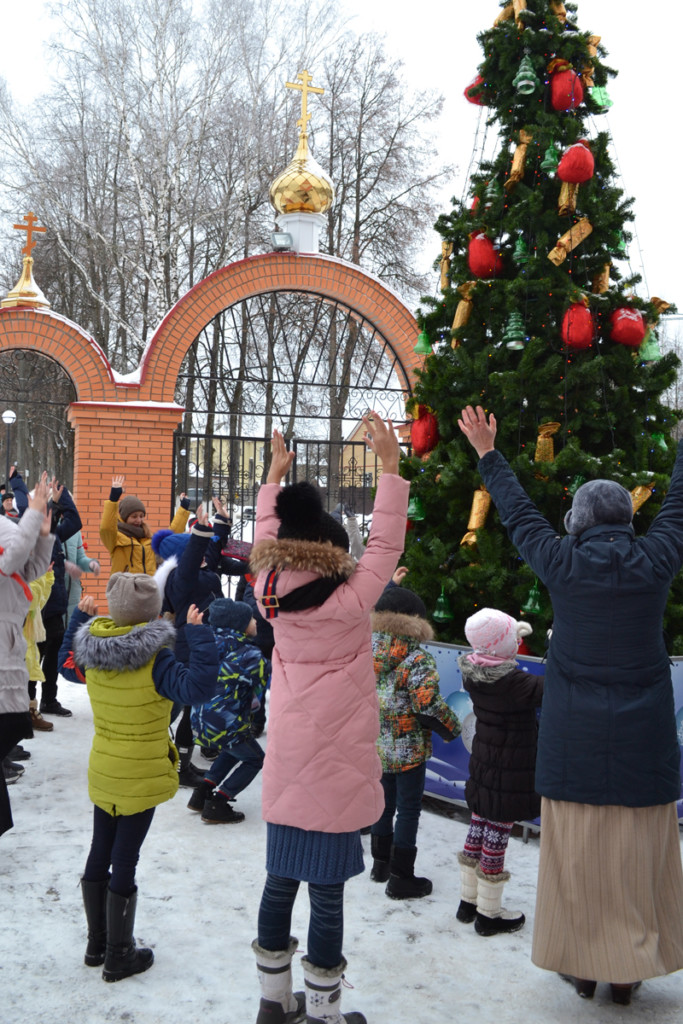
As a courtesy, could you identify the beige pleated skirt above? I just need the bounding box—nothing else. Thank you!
[532,797,683,983]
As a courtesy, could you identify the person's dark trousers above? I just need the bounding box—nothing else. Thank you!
[0,712,33,837]
[207,734,264,797]
[371,762,427,849]
[38,614,66,705]
[83,805,155,895]
[258,872,345,969]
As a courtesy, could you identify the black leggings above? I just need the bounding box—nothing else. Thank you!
[83,805,155,895]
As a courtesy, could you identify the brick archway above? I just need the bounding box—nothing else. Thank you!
[0,254,420,606]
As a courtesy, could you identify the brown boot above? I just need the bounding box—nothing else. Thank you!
[30,699,54,732]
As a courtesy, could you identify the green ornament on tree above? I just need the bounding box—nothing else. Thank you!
[639,329,662,362]
[512,54,540,95]
[652,433,668,453]
[513,237,530,266]
[540,143,559,176]
[610,231,627,257]
[414,330,432,355]
[568,475,586,496]
[432,584,454,624]
[521,580,542,615]
[589,86,613,111]
[484,179,503,209]
[503,311,526,350]
[406,495,426,521]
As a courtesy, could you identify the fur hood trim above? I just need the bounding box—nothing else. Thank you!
[73,617,176,672]
[457,652,517,683]
[249,537,356,579]
[153,554,178,598]
[371,610,434,643]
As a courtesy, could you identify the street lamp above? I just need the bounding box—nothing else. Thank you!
[2,409,16,485]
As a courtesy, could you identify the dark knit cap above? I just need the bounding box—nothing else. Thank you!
[106,572,162,626]
[119,495,146,521]
[275,482,350,552]
[208,598,253,633]
[564,479,633,536]
[2,491,14,501]
[151,528,191,560]
[375,586,427,619]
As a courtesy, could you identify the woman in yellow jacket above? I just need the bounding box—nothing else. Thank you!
[100,474,190,576]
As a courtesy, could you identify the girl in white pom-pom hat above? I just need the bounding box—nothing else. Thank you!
[456,607,544,937]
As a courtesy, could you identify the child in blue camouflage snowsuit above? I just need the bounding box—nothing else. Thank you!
[188,598,269,824]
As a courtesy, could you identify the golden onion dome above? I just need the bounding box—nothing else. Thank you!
[270,132,334,215]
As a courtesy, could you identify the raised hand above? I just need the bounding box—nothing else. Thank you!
[457,405,497,458]
[362,412,399,475]
[112,474,125,490]
[186,603,205,626]
[195,505,210,527]
[267,429,295,484]
[78,595,98,617]
[29,472,50,515]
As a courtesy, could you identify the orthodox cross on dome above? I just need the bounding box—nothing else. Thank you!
[285,70,324,136]
[13,211,46,257]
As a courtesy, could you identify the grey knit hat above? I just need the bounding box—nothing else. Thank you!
[106,572,162,626]
[118,495,146,522]
[208,598,253,634]
[564,479,633,536]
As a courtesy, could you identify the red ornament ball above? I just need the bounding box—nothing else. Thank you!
[557,141,594,183]
[468,232,503,278]
[464,74,486,106]
[610,307,647,347]
[562,303,593,349]
[550,67,584,110]
[410,405,440,458]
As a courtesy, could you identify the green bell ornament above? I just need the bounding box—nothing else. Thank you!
[521,580,542,615]
[639,329,662,362]
[589,85,613,111]
[513,54,540,95]
[540,143,559,176]
[414,330,433,355]
[652,433,668,453]
[406,495,426,521]
[433,585,454,624]
[513,237,530,266]
[503,311,526,350]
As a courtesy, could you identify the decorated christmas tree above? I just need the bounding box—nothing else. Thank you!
[402,0,682,653]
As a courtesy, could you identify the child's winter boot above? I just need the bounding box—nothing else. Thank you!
[474,866,525,936]
[187,779,214,812]
[301,956,366,1024]
[385,845,432,899]
[369,833,391,883]
[102,887,155,982]
[252,936,305,1024]
[456,852,478,923]
[80,876,109,966]
[201,791,245,824]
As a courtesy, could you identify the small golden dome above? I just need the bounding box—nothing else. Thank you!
[270,133,334,215]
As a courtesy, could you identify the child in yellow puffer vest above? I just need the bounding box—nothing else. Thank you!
[25,569,55,732]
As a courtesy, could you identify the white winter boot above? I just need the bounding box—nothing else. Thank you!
[456,852,478,923]
[474,866,525,936]
[301,956,366,1024]
[252,936,305,1024]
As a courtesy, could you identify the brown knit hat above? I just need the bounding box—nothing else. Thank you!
[118,495,146,522]
[106,572,162,626]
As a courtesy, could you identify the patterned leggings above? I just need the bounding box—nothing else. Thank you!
[463,813,513,874]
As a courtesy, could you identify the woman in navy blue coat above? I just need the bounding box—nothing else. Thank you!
[459,405,683,1005]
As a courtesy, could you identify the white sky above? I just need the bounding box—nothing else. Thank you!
[1,0,681,325]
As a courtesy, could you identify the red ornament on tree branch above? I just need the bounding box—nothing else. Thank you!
[468,232,503,278]
[561,301,593,349]
[610,307,647,347]
[557,140,594,183]
[410,404,440,458]
[548,58,584,110]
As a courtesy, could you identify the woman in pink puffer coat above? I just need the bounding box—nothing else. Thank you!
[249,417,409,1024]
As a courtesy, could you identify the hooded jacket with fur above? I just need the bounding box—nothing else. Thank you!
[66,611,219,816]
[250,472,409,833]
[372,609,460,772]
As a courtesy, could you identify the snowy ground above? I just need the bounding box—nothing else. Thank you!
[2,680,683,1024]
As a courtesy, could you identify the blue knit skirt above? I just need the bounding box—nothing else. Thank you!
[266,823,364,884]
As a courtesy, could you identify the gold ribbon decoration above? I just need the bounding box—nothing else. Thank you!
[548,217,593,265]
[631,483,655,514]
[650,296,672,319]
[581,64,595,88]
[460,485,492,547]
[550,0,567,22]
[494,3,514,26]
[558,180,579,216]
[586,35,601,57]
[535,422,561,464]
[512,0,527,27]
[451,280,477,341]
[440,241,453,292]
[592,262,611,294]
[505,129,534,192]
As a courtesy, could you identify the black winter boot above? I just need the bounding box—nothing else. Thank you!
[385,845,432,900]
[102,887,155,982]
[187,780,214,812]
[81,876,109,966]
[369,833,392,883]
[177,746,205,787]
